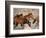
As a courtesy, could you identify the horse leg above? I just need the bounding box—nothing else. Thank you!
[14,23,18,29]
[21,23,23,26]
[27,21,31,27]
[21,23,24,29]
[28,22,31,27]
[16,23,18,27]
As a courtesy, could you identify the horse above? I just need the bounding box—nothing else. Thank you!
[13,14,31,27]
[14,13,37,27]
[24,13,37,24]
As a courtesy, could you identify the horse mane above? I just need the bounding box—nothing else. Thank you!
[24,13,32,18]
[14,14,23,18]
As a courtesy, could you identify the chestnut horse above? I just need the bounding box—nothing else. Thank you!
[14,13,36,27]
[14,14,26,26]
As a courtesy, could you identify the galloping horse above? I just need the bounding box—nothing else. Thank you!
[14,13,36,27]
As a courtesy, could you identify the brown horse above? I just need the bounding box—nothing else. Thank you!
[14,13,36,27]
[24,13,36,24]
[14,14,25,26]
